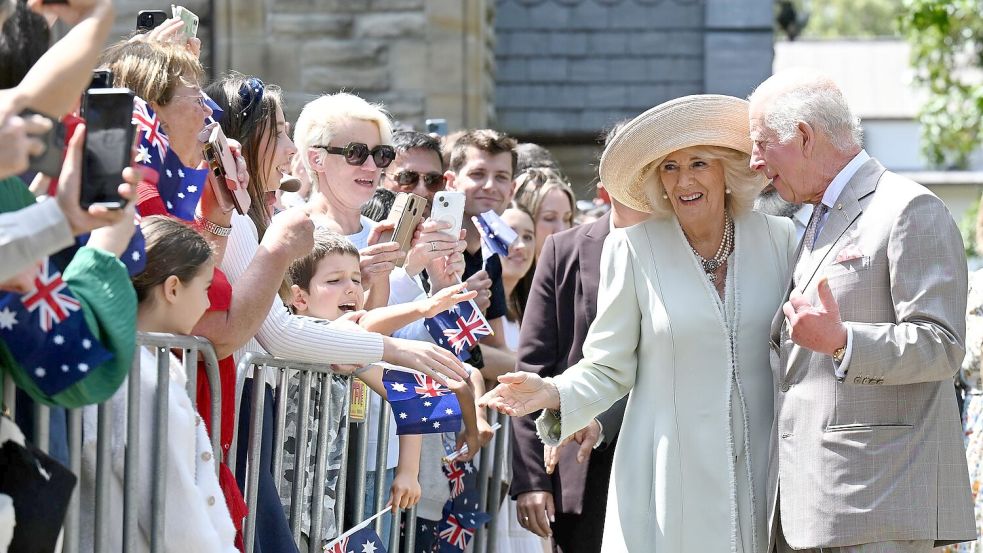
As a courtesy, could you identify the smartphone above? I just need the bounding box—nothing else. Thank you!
[430,190,465,239]
[136,10,168,32]
[171,5,199,39]
[89,69,113,90]
[21,110,66,179]
[202,125,251,215]
[379,192,427,266]
[425,118,448,136]
[80,88,136,210]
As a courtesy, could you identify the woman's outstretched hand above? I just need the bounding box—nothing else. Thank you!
[478,372,560,417]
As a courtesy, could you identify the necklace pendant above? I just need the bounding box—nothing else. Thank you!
[707,271,717,284]
[706,259,719,272]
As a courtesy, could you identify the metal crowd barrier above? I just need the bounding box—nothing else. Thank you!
[0,332,223,553]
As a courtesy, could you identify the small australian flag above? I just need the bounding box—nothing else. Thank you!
[0,258,114,396]
[423,300,492,362]
[382,368,462,435]
[437,489,491,553]
[471,210,517,257]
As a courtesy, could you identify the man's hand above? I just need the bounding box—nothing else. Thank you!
[261,207,314,262]
[783,277,848,356]
[544,418,601,475]
[478,372,559,417]
[0,113,50,179]
[464,269,492,314]
[56,124,138,236]
[516,491,554,538]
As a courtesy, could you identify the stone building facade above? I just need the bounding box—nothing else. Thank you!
[107,0,773,194]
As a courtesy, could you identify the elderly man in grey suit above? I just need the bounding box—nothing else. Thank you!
[749,69,976,553]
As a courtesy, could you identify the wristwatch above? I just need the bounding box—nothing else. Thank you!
[832,345,847,364]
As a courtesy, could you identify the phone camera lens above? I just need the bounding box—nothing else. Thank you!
[442,201,448,207]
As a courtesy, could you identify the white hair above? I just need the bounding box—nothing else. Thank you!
[293,92,393,188]
[754,76,863,152]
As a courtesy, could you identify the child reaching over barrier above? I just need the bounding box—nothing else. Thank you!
[80,216,237,553]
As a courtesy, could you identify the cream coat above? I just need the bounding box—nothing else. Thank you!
[537,212,795,552]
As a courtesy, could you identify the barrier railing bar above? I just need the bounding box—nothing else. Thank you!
[186,344,198,410]
[474,407,493,553]
[149,347,170,553]
[243,361,268,553]
[63,408,82,553]
[372,400,391,537]
[404,504,417,552]
[289,370,314,544]
[122,343,143,553]
[308,374,332,553]
[351,409,369,524]
[93,396,113,551]
[272,368,290,493]
[334,376,353,534]
[32,403,49,454]
[485,412,509,553]
[388,508,401,552]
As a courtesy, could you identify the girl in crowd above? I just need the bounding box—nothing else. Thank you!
[511,168,576,261]
[81,216,237,553]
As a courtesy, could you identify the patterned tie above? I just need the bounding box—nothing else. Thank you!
[793,203,829,287]
[801,203,828,252]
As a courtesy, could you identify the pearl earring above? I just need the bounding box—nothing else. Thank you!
[662,193,668,199]
[725,188,731,194]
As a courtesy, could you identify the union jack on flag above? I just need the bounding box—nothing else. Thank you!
[132,97,169,160]
[414,373,452,398]
[438,514,474,551]
[0,258,113,396]
[22,258,80,332]
[444,461,466,498]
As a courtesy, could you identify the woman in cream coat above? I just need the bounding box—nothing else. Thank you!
[481,95,796,552]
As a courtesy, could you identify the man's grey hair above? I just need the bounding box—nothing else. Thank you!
[757,78,863,152]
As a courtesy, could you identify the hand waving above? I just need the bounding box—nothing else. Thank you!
[478,372,560,417]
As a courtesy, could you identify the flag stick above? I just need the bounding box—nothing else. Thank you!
[442,422,502,463]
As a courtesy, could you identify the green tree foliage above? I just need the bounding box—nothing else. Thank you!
[898,0,983,169]
[799,0,902,39]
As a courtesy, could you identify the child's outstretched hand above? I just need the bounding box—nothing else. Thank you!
[388,472,421,513]
[424,282,478,318]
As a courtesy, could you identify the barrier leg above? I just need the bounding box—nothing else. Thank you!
[272,368,290,493]
[290,370,313,545]
[150,347,170,553]
[122,349,143,553]
[309,374,333,552]
[485,412,509,553]
[243,365,268,553]
[63,408,82,553]
[372,400,392,538]
[474,408,493,553]
[335,376,352,534]
[93,398,114,551]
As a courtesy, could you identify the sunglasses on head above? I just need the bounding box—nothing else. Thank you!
[314,142,396,168]
[388,170,445,191]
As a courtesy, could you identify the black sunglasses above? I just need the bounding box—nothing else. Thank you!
[388,170,445,191]
[314,142,396,168]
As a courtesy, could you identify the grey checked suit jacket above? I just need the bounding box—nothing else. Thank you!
[767,158,976,550]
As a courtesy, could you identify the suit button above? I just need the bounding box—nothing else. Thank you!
[780,382,790,392]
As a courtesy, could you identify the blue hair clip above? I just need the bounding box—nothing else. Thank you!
[238,77,265,121]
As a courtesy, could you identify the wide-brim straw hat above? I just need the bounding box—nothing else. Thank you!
[599,94,753,213]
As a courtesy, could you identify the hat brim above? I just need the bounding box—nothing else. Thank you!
[599,95,753,213]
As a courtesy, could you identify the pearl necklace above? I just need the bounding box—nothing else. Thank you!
[689,214,734,284]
